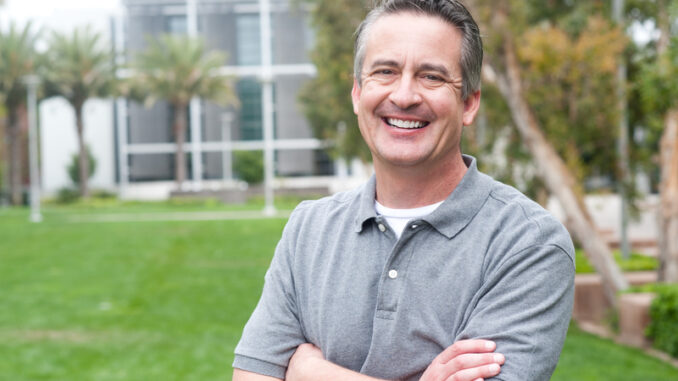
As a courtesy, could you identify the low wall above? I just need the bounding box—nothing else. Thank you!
[573,271,657,323]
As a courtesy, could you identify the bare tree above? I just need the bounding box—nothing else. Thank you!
[655,0,678,282]
[474,0,629,305]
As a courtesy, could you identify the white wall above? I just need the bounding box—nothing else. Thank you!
[547,194,659,244]
[40,97,116,194]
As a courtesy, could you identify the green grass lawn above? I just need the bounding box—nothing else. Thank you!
[1,205,676,380]
[553,324,678,380]
[40,194,307,215]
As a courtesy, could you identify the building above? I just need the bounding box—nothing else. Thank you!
[40,0,369,201]
[116,0,344,200]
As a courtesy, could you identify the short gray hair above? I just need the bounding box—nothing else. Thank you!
[353,0,483,100]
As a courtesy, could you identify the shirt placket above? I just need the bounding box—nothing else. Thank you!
[374,218,424,320]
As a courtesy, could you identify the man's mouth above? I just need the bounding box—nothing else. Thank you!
[384,118,430,129]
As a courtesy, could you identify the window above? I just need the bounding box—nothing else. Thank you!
[165,15,187,35]
[236,14,260,66]
[237,79,262,140]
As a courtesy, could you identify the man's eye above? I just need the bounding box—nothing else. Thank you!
[375,69,394,75]
[423,74,443,82]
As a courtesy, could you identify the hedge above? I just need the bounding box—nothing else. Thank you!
[646,284,678,358]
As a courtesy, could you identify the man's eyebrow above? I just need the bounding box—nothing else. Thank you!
[367,60,454,77]
[368,59,400,69]
[419,63,451,77]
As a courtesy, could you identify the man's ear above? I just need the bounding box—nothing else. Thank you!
[462,90,481,126]
[351,79,361,115]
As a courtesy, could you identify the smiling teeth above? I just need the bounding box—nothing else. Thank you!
[387,118,426,129]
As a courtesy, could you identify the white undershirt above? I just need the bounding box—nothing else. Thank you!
[374,200,444,239]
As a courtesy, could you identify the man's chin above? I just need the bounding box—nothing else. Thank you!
[374,154,428,168]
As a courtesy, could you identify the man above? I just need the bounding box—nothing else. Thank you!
[233,1,575,380]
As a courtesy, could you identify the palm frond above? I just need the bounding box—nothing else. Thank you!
[42,26,116,107]
[0,22,40,107]
[127,34,237,109]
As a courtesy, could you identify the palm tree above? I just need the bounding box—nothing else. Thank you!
[42,26,116,198]
[0,23,39,205]
[128,34,236,189]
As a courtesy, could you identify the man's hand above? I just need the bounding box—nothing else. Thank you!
[285,340,503,381]
[419,340,504,381]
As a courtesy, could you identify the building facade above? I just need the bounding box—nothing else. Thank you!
[116,0,340,198]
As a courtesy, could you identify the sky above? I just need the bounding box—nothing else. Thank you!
[0,0,123,36]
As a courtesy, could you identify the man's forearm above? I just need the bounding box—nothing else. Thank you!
[286,340,503,381]
[287,356,387,381]
[285,343,386,381]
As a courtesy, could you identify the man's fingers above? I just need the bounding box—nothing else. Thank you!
[436,339,496,364]
[445,363,501,381]
[422,340,503,381]
[446,353,505,372]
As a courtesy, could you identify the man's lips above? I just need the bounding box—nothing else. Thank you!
[383,117,430,129]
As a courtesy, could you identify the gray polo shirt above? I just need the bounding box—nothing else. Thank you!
[233,155,575,381]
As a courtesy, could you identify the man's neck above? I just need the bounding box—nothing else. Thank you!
[373,154,468,209]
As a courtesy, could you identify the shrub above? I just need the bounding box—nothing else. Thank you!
[55,187,80,204]
[233,150,264,185]
[575,249,657,274]
[646,284,678,358]
[91,189,117,200]
[67,146,97,185]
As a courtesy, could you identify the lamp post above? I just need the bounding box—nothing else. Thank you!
[613,0,631,259]
[259,0,276,216]
[221,111,234,183]
[24,75,42,223]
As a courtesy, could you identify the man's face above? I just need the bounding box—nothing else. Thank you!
[351,12,480,171]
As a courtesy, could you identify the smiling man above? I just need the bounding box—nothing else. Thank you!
[233,1,575,381]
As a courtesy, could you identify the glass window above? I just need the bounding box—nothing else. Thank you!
[236,14,261,66]
[237,79,262,140]
[272,10,311,64]
[165,15,187,35]
[128,153,192,182]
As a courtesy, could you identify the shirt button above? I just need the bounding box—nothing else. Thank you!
[378,223,386,232]
[388,269,398,279]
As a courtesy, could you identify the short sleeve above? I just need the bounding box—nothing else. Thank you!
[232,209,308,379]
[456,244,575,381]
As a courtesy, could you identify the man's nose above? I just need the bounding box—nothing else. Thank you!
[388,76,422,109]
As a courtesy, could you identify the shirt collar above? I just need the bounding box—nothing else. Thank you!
[353,155,492,238]
[354,175,380,233]
[424,155,492,239]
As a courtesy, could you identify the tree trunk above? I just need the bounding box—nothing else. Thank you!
[658,109,678,282]
[485,6,628,305]
[0,118,7,202]
[173,104,188,189]
[654,0,678,283]
[75,103,90,199]
[8,105,26,205]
